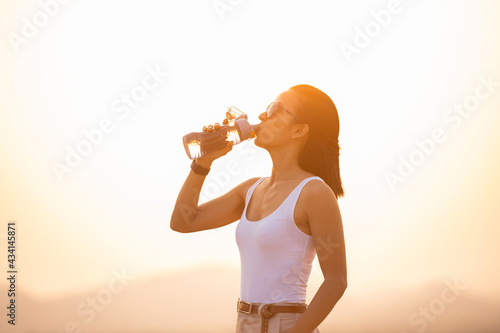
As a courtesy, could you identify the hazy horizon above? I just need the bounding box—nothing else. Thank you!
[1,263,499,332]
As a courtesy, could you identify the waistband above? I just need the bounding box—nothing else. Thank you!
[237,298,308,333]
[236,298,307,315]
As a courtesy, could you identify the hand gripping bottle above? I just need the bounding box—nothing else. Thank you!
[182,106,256,159]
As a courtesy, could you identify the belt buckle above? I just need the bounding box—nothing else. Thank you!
[238,299,253,314]
[258,303,274,319]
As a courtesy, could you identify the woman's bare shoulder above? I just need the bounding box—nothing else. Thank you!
[301,177,336,201]
[234,176,263,196]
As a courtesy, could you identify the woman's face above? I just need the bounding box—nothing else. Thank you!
[254,89,305,149]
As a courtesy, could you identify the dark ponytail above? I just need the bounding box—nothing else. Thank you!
[289,84,344,198]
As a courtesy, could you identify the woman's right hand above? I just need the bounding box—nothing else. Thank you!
[195,141,233,168]
[195,119,234,168]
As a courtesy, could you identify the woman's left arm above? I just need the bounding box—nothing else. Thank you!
[287,181,347,333]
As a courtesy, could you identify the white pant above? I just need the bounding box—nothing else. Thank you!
[235,311,320,333]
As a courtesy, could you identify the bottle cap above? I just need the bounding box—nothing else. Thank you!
[226,106,245,120]
[235,118,255,141]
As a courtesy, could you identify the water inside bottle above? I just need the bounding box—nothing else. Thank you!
[185,138,202,159]
[226,120,242,145]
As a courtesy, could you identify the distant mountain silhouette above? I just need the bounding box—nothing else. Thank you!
[0,264,499,333]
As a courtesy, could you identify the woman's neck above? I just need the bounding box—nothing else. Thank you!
[267,147,308,185]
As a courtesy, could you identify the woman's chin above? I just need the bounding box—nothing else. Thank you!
[254,137,266,148]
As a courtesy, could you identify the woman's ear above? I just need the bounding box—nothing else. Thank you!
[291,123,309,139]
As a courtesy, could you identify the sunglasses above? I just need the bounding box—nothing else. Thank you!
[266,102,302,122]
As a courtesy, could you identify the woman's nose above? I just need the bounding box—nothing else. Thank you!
[258,112,267,122]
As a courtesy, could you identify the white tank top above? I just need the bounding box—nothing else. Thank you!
[235,176,323,304]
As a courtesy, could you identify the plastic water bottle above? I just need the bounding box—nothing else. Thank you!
[182,106,257,159]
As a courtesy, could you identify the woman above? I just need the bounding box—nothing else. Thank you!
[170,84,347,333]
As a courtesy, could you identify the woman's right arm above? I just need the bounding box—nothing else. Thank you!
[170,141,258,233]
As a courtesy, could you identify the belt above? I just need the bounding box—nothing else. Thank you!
[236,298,307,333]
